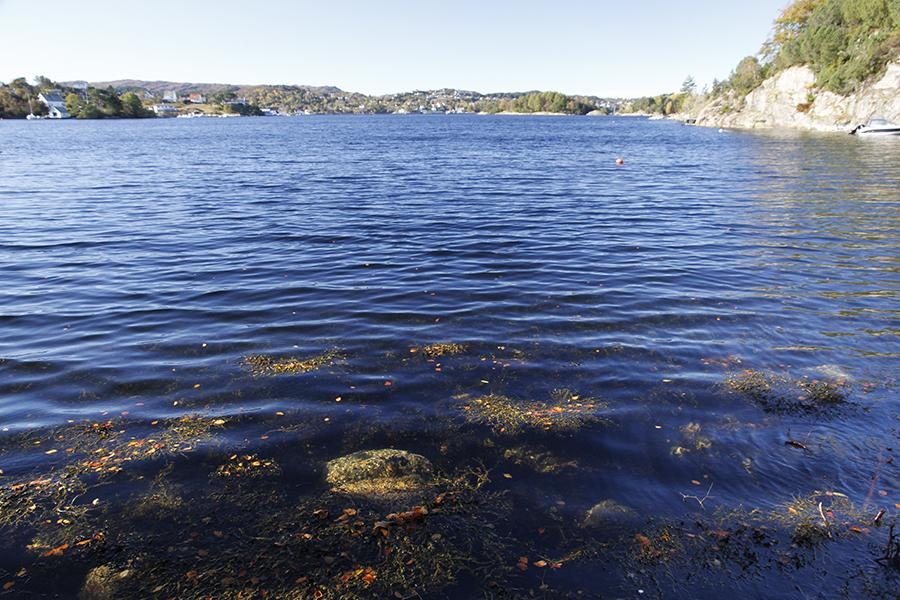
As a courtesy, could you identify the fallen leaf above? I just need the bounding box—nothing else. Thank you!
[41,543,69,557]
[533,560,547,568]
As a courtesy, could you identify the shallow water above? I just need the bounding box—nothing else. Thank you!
[0,115,897,598]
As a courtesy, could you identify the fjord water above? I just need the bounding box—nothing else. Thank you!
[0,116,897,598]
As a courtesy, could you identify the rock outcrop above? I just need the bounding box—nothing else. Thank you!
[324,448,434,499]
[79,566,133,600]
[693,62,900,133]
[582,499,638,530]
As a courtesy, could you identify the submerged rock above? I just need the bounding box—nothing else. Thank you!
[79,565,132,600]
[325,449,434,497]
[503,445,578,474]
[583,499,637,529]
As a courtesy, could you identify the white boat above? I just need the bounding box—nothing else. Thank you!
[853,118,900,136]
[648,115,665,121]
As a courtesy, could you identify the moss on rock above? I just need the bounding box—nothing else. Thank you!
[325,449,434,498]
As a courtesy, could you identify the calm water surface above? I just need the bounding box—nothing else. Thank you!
[0,116,897,598]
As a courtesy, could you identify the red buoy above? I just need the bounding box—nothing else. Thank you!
[615,158,625,166]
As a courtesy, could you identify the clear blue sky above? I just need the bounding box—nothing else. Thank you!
[0,0,788,96]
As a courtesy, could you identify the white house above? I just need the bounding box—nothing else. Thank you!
[38,91,69,119]
[151,104,178,116]
[163,90,178,102]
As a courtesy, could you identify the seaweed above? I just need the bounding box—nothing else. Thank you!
[419,342,468,359]
[243,349,344,376]
[723,369,850,414]
[459,389,605,435]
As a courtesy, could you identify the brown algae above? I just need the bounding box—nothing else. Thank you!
[723,369,850,413]
[460,389,604,435]
[243,349,343,376]
[419,342,467,359]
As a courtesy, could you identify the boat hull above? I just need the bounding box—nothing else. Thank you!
[857,127,900,136]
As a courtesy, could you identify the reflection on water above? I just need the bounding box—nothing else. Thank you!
[0,117,897,598]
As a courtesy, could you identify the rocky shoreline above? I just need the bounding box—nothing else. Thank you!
[687,61,900,134]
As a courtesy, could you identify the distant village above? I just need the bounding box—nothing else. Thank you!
[3,77,630,119]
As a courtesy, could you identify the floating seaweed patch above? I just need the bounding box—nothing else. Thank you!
[459,389,605,435]
[243,349,343,376]
[723,369,850,414]
[632,526,683,565]
[673,421,713,455]
[213,454,281,479]
[767,491,873,548]
[76,415,217,475]
[419,342,467,359]
[503,445,579,474]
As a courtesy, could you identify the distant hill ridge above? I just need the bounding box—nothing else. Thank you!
[64,80,346,96]
[5,76,625,118]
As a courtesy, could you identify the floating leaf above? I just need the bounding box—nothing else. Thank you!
[41,543,69,557]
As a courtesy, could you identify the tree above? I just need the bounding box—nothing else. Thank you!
[680,76,697,94]
[34,75,54,90]
[730,56,765,95]
[120,92,147,118]
[762,0,825,61]
[65,93,84,117]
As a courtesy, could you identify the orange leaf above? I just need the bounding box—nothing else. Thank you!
[42,543,69,557]
[533,560,548,568]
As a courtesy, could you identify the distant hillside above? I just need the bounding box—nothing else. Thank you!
[65,80,345,96]
[5,75,625,118]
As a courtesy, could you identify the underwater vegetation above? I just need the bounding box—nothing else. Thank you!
[0,346,895,599]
